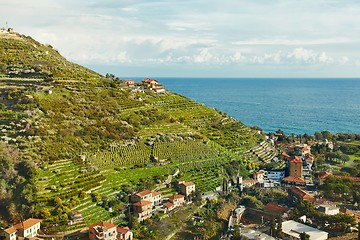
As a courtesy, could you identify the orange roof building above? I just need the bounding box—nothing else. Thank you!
[282,176,305,184]
[89,221,117,240]
[288,156,303,178]
[117,226,133,240]
[13,218,42,238]
[264,202,289,215]
[3,226,17,240]
[288,186,315,203]
[179,181,196,196]
[169,194,185,207]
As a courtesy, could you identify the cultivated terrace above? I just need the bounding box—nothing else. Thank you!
[0,31,263,234]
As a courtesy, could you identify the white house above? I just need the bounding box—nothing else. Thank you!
[317,205,340,215]
[282,220,328,240]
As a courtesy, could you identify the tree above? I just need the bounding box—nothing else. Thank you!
[270,218,276,237]
[321,131,332,140]
[38,208,51,219]
[275,217,282,237]
[53,197,63,207]
[232,224,241,240]
[300,232,310,240]
[315,132,323,140]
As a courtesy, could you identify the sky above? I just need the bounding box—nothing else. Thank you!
[1,0,360,78]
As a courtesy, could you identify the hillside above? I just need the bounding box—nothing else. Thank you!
[0,30,266,228]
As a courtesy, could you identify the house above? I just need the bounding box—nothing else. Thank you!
[130,189,162,206]
[68,210,84,225]
[152,191,162,206]
[240,228,275,240]
[132,200,153,221]
[2,227,16,240]
[340,208,360,221]
[317,205,339,215]
[117,227,133,240]
[240,179,259,188]
[130,189,152,203]
[163,202,176,212]
[179,181,196,197]
[253,170,265,182]
[288,186,315,203]
[282,220,328,240]
[142,78,158,90]
[169,194,185,207]
[265,170,285,181]
[89,221,118,240]
[299,144,311,156]
[317,171,332,185]
[154,87,165,93]
[123,80,135,87]
[288,156,303,178]
[282,176,305,185]
[264,202,289,216]
[13,218,42,238]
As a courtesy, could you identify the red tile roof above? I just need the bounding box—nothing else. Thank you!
[117,226,130,234]
[182,181,195,187]
[282,152,291,158]
[282,176,305,183]
[333,175,360,182]
[264,202,289,214]
[136,189,152,197]
[4,226,17,235]
[13,218,42,231]
[89,221,117,230]
[152,191,161,197]
[171,194,185,200]
[133,200,152,207]
[164,202,174,209]
[289,156,302,163]
[318,171,332,179]
[289,186,315,202]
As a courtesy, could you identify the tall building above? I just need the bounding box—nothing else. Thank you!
[289,156,303,178]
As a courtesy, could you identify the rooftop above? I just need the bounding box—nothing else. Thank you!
[4,226,17,235]
[172,194,185,199]
[152,191,161,197]
[318,171,332,179]
[282,176,305,183]
[289,186,315,201]
[289,156,302,163]
[164,202,174,209]
[136,189,152,197]
[264,202,289,214]
[282,220,328,239]
[89,221,117,231]
[181,181,195,187]
[133,200,152,207]
[117,226,131,234]
[13,218,42,231]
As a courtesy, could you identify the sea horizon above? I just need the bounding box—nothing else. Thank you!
[125,77,360,136]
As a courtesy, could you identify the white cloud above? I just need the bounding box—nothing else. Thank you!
[288,48,317,63]
[1,0,360,76]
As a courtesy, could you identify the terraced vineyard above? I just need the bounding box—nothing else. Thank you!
[153,140,219,162]
[0,31,266,228]
[87,144,151,168]
[36,160,104,202]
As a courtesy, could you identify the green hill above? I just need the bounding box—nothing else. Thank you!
[0,31,265,228]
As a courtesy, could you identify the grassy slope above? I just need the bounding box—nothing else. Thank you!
[0,32,263,227]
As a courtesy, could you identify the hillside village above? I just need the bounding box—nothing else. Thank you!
[2,132,360,240]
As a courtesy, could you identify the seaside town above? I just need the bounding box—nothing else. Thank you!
[1,129,360,240]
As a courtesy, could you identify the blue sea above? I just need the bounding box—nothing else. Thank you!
[132,78,360,135]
